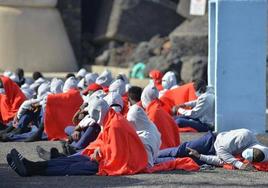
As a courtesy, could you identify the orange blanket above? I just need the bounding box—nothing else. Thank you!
[82,109,148,176]
[160,83,197,115]
[223,156,268,171]
[145,157,200,173]
[146,99,180,149]
[0,76,26,124]
[121,93,129,116]
[44,89,83,140]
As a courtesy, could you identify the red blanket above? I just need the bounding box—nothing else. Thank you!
[0,76,26,124]
[160,83,197,115]
[146,99,180,149]
[44,89,83,140]
[82,109,148,176]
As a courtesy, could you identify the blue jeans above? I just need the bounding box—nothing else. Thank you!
[45,155,98,176]
[65,123,101,150]
[18,108,43,129]
[157,131,216,165]
[175,116,210,132]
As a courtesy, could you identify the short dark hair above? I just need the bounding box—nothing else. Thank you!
[128,86,142,104]
[16,68,24,79]
[0,78,3,88]
[32,71,43,80]
[65,73,75,79]
[253,148,265,163]
[193,79,207,93]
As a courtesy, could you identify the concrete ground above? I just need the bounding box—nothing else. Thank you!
[1,133,268,188]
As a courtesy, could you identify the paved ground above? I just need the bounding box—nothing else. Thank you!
[1,133,268,188]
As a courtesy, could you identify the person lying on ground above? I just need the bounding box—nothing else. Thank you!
[158,128,268,170]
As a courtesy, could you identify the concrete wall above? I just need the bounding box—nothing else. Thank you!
[209,0,267,133]
[0,0,78,72]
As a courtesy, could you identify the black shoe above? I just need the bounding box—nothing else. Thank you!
[60,141,76,156]
[6,153,20,175]
[12,127,31,135]
[9,149,28,177]
[50,147,65,159]
[36,146,51,161]
[24,133,42,142]
[0,126,14,136]
[0,134,10,142]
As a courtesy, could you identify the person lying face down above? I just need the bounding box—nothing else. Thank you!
[127,105,161,167]
[6,96,148,176]
[186,129,268,170]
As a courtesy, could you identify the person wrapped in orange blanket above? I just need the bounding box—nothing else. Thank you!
[160,82,197,115]
[6,96,149,176]
[44,77,83,141]
[0,76,26,129]
[141,84,180,149]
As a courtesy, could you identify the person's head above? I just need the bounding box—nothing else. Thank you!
[149,70,163,85]
[161,71,177,90]
[109,79,126,96]
[50,78,63,94]
[63,77,78,93]
[193,79,207,96]
[87,96,110,126]
[141,84,159,109]
[116,73,129,84]
[95,70,113,87]
[16,68,24,80]
[85,73,98,86]
[65,73,75,79]
[37,82,51,100]
[104,92,123,113]
[76,68,87,80]
[32,72,43,81]
[0,78,4,94]
[128,86,142,106]
[242,146,266,163]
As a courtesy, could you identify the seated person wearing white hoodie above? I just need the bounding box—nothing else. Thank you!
[173,79,215,132]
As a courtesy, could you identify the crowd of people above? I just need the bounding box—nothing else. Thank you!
[1,67,268,177]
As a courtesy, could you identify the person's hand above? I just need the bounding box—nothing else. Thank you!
[71,131,81,141]
[186,147,200,159]
[80,103,88,111]
[13,116,19,127]
[240,163,255,171]
[90,147,102,161]
[178,104,187,108]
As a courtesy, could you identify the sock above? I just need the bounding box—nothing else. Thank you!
[22,158,48,176]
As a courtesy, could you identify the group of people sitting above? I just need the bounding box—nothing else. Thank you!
[1,68,268,177]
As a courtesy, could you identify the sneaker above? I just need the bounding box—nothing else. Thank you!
[36,146,51,161]
[10,149,28,177]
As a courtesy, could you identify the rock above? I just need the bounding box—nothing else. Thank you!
[169,15,208,57]
[91,0,184,43]
[180,56,207,83]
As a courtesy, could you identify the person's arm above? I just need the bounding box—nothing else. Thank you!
[17,99,41,119]
[184,100,197,108]
[178,96,207,119]
[199,154,224,166]
[187,147,224,166]
[72,103,88,125]
[217,147,244,169]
